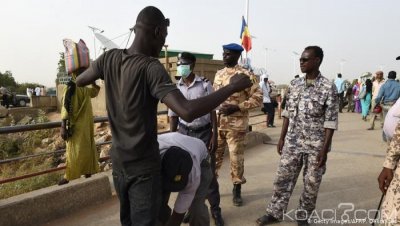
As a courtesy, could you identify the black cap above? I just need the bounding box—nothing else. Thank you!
[161,146,193,192]
[178,52,196,65]
[396,56,400,60]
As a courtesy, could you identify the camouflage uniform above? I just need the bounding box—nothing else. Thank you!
[265,74,338,220]
[380,122,400,225]
[213,65,262,184]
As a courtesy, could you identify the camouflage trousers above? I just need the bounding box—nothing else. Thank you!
[266,151,326,220]
[380,166,400,226]
[215,130,247,184]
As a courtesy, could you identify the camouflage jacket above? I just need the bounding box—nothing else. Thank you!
[383,122,400,169]
[213,65,262,131]
[282,74,338,153]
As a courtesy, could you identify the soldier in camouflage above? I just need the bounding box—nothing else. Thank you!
[212,43,262,208]
[378,122,400,225]
[256,46,338,226]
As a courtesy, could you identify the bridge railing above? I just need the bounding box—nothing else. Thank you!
[0,110,266,185]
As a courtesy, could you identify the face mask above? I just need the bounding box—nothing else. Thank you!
[177,65,191,78]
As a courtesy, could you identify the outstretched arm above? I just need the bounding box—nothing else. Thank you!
[76,67,100,87]
[162,74,252,122]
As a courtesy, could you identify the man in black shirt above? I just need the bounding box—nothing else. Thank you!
[76,6,252,226]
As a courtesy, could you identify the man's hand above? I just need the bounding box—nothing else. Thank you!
[208,132,218,154]
[229,73,252,92]
[378,167,394,194]
[277,138,285,155]
[219,104,240,116]
[316,150,328,169]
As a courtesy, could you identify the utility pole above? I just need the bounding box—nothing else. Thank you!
[340,59,346,74]
[292,51,299,75]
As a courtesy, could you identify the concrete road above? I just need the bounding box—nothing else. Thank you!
[45,112,387,226]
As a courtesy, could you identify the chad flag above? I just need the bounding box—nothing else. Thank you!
[240,16,252,52]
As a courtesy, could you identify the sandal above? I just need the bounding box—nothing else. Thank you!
[58,178,69,185]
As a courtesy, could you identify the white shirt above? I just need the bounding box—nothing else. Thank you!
[158,132,208,213]
[383,99,400,140]
[372,79,385,98]
[261,82,271,103]
[35,87,41,96]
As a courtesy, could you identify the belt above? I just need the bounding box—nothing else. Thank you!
[178,123,211,132]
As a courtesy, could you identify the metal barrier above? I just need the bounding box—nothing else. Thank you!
[0,110,264,185]
[0,111,168,185]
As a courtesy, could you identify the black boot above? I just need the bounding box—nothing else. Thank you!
[211,211,224,226]
[232,184,243,206]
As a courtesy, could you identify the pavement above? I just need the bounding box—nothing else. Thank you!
[44,112,388,226]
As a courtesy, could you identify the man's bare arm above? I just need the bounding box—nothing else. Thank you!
[76,67,100,87]
[169,116,178,132]
[162,74,252,122]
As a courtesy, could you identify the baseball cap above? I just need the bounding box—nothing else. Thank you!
[161,146,193,192]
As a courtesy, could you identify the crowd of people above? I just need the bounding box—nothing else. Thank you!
[334,70,400,143]
[57,5,400,226]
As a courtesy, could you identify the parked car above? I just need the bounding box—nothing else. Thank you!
[13,94,30,107]
[0,93,30,107]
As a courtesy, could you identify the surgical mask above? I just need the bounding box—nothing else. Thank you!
[177,65,191,78]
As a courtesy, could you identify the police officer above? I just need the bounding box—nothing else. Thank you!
[213,43,262,207]
[168,52,223,225]
[256,46,338,226]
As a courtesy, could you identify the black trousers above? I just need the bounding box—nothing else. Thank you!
[337,92,344,112]
[263,102,275,126]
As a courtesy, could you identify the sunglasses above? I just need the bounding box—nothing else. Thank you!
[299,57,312,63]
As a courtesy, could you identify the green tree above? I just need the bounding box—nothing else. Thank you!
[0,70,17,89]
[15,82,43,95]
[57,52,65,74]
[56,52,67,85]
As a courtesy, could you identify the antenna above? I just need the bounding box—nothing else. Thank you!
[94,33,118,51]
[88,26,104,59]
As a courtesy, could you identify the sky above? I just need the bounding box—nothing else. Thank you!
[1,0,400,87]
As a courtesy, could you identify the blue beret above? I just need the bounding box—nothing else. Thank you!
[223,43,244,52]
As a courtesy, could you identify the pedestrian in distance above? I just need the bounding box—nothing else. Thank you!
[260,74,276,127]
[368,71,385,130]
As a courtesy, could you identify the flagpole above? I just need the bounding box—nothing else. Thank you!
[245,0,249,59]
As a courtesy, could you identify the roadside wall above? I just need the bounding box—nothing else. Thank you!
[0,174,112,226]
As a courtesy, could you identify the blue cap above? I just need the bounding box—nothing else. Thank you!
[222,43,244,52]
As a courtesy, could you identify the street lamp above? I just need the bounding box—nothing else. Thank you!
[264,48,276,70]
[292,51,299,76]
[339,59,346,74]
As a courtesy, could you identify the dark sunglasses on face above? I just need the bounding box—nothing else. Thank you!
[299,57,312,63]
